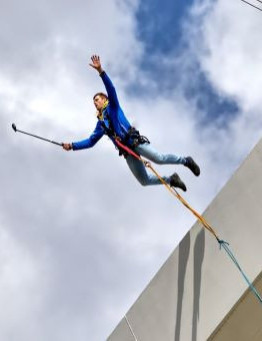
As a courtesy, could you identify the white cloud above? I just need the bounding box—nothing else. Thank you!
[200,0,262,109]
[187,0,262,151]
[0,0,143,131]
[0,1,146,340]
[0,224,50,340]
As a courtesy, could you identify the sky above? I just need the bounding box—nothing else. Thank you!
[1,0,262,340]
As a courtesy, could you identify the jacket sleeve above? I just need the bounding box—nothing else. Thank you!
[72,121,105,150]
[100,71,119,108]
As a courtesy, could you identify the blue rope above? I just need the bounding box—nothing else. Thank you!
[217,239,262,304]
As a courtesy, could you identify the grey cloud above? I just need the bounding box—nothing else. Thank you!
[0,0,140,85]
[0,1,200,339]
[2,105,177,340]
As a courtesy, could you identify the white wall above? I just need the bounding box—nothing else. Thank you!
[108,138,262,341]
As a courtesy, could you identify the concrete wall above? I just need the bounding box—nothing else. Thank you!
[208,271,262,341]
[108,139,262,341]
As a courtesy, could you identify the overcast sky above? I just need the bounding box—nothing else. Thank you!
[1,0,262,340]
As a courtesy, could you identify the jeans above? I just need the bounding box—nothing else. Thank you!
[125,143,186,186]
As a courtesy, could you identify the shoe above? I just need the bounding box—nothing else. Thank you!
[170,173,187,192]
[184,157,200,176]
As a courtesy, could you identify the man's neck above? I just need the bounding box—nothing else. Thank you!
[97,100,109,120]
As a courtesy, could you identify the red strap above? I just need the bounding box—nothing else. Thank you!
[114,139,141,161]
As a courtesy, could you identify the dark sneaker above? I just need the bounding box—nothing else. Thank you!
[184,156,200,176]
[170,173,187,192]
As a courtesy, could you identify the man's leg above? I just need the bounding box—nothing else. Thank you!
[125,154,186,190]
[126,154,168,186]
[134,143,186,165]
[134,143,200,176]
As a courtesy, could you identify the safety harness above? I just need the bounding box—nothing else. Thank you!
[97,101,150,157]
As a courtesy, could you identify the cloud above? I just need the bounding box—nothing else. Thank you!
[185,0,262,155]
[1,0,262,340]
[195,0,262,109]
[0,0,143,132]
[0,226,46,339]
[0,1,148,340]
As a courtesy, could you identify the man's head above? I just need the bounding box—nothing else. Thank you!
[93,92,108,111]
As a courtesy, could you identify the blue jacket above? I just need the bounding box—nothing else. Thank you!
[72,71,132,151]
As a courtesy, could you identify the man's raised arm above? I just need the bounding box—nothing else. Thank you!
[89,55,119,108]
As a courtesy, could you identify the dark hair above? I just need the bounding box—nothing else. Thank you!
[93,92,108,100]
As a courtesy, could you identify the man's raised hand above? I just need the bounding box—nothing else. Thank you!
[89,55,103,74]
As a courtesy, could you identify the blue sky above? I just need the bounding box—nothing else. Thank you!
[132,0,239,125]
[136,0,195,54]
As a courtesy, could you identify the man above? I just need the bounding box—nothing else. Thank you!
[62,55,200,191]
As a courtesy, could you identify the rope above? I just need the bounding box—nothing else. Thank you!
[125,315,139,341]
[218,240,262,303]
[146,163,219,238]
[115,139,218,238]
[115,139,262,305]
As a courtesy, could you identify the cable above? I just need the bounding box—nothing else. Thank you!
[125,315,139,341]
[240,0,262,12]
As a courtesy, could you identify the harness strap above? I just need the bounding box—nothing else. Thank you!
[115,138,141,160]
[124,127,150,147]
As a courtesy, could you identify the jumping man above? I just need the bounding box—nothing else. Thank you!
[62,55,200,191]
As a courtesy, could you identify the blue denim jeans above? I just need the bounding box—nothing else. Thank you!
[125,143,186,186]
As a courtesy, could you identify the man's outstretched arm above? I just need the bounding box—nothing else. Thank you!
[89,55,119,108]
[62,121,105,151]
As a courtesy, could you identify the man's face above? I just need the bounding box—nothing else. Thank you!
[93,95,106,111]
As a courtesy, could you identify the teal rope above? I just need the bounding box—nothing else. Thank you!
[217,239,262,304]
